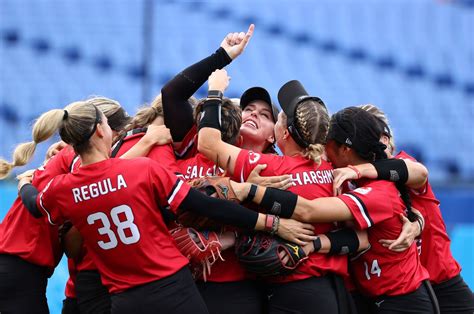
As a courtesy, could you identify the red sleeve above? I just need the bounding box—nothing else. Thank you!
[147,144,181,174]
[37,177,65,226]
[233,149,275,182]
[395,150,416,162]
[337,183,396,230]
[148,161,191,214]
[38,146,76,177]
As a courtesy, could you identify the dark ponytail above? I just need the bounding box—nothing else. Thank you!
[396,182,418,222]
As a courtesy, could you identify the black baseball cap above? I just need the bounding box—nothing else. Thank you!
[277,80,326,148]
[240,87,279,123]
[327,107,387,160]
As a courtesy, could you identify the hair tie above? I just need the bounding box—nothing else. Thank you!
[63,110,69,121]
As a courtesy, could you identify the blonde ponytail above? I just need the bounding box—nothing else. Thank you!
[0,109,64,179]
[304,143,325,166]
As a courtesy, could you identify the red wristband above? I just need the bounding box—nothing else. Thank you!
[348,165,361,179]
[265,215,275,232]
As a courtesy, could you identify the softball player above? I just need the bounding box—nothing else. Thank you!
[355,104,474,313]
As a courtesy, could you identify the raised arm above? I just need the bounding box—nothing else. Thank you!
[197,69,243,175]
[161,25,254,142]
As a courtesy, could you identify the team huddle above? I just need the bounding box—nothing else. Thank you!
[0,24,473,314]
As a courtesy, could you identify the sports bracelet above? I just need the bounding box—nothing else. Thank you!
[347,165,361,179]
[244,184,258,203]
[207,90,224,100]
[264,214,275,232]
[416,219,423,235]
[270,216,280,235]
[312,237,322,253]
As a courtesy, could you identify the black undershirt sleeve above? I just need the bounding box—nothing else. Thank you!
[19,183,42,218]
[179,188,258,230]
[161,47,232,142]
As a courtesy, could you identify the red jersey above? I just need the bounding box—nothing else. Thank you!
[74,132,182,273]
[234,149,348,282]
[0,146,78,272]
[175,152,246,282]
[338,179,429,297]
[395,151,461,284]
[176,153,224,180]
[174,125,198,160]
[114,132,180,173]
[37,158,191,293]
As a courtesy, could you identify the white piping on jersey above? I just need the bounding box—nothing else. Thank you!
[70,156,80,173]
[344,193,372,228]
[39,179,57,226]
[175,139,195,158]
[111,140,121,153]
[168,179,184,205]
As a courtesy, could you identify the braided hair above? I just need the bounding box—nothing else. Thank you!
[292,99,329,165]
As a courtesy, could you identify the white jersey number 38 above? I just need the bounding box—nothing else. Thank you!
[87,205,141,250]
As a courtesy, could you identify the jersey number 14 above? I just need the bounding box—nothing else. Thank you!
[364,259,382,280]
[87,205,141,250]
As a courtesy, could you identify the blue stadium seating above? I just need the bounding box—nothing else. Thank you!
[0,1,473,178]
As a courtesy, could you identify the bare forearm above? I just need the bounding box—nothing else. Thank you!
[197,127,221,164]
[404,159,428,189]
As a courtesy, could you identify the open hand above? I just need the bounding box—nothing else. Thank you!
[277,218,316,246]
[332,167,359,196]
[379,214,419,252]
[143,125,172,146]
[247,164,293,190]
[45,141,67,160]
[17,169,34,191]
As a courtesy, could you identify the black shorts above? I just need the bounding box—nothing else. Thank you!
[111,267,208,314]
[0,254,49,314]
[353,282,437,314]
[76,270,111,314]
[196,280,265,314]
[432,274,474,314]
[62,297,80,314]
[266,275,339,314]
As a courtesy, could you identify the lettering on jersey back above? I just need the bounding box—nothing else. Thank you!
[184,165,224,180]
[72,174,128,203]
[290,170,333,186]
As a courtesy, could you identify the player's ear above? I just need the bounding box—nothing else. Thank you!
[380,135,390,146]
[96,122,105,138]
[267,133,275,145]
[235,134,244,147]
